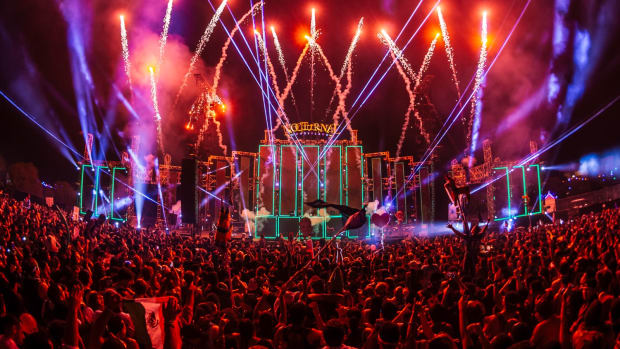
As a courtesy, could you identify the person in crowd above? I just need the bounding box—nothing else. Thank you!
[0,193,619,348]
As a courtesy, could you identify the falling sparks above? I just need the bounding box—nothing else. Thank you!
[175,0,228,106]
[272,43,310,131]
[149,66,164,154]
[212,2,263,92]
[437,7,461,104]
[384,34,439,157]
[157,0,174,74]
[326,17,363,117]
[467,11,488,152]
[379,30,416,81]
[256,31,281,97]
[310,8,317,119]
[271,26,298,110]
[119,15,132,90]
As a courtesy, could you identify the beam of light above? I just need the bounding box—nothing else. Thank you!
[437,6,461,106]
[325,17,364,119]
[318,2,438,161]
[174,0,228,106]
[148,66,165,155]
[119,15,132,90]
[0,89,82,166]
[256,32,281,97]
[379,30,416,81]
[471,95,620,194]
[157,0,174,75]
[346,0,424,115]
[469,79,484,157]
[207,1,315,175]
[1,88,164,214]
[466,11,488,151]
[271,43,310,131]
[154,159,168,230]
[387,0,533,203]
[271,25,300,115]
[212,2,263,92]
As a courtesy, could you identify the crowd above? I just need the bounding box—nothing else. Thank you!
[1,191,620,349]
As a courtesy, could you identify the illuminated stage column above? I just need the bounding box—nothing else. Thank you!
[323,146,343,237]
[371,158,383,203]
[279,145,298,216]
[256,145,277,237]
[302,145,323,238]
[419,166,432,224]
[236,156,252,214]
[393,162,407,223]
[345,146,366,238]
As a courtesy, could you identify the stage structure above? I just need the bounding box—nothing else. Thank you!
[450,139,543,222]
[203,124,437,239]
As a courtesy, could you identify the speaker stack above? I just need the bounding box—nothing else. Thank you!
[181,157,198,224]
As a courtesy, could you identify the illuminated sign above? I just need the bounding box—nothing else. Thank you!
[284,122,336,135]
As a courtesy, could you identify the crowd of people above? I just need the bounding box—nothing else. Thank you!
[1,191,620,349]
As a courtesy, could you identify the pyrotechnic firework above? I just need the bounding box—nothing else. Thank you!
[437,7,461,104]
[119,15,132,90]
[271,26,299,111]
[310,8,317,118]
[389,34,438,157]
[467,12,488,153]
[326,18,363,117]
[175,0,228,106]
[379,30,416,81]
[212,2,263,92]
[148,66,164,154]
[157,0,174,75]
[272,43,310,131]
[255,31,281,97]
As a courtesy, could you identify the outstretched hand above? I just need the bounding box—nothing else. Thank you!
[163,297,181,323]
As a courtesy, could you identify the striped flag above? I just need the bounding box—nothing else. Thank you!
[123,297,169,349]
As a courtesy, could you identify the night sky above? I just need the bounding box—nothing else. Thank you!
[0,0,619,183]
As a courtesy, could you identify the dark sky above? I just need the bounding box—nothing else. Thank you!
[0,0,619,183]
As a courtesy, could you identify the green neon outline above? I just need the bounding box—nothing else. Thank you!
[394,162,408,223]
[371,157,383,203]
[110,167,127,221]
[93,166,102,215]
[301,145,320,216]
[345,146,366,238]
[256,145,276,214]
[493,167,511,221]
[79,164,93,214]
[513,165,528,217]
[279,145,298,216]
[529,164,543,215]
[322,145,342,205]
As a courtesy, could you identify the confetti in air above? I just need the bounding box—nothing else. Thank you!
[175,0,228,106]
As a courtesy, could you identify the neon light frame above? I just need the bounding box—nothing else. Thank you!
[345,145,369,238]
[109,167,127,221]
[279,145,298,217]
[493,165,543,221]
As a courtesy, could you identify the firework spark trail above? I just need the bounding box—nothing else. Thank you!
[271,26,299,112]
[148,67,164,154]
[437,7,462,106]
[271,43,310,131]
[157,0,174,75]
[175,0,228,106]
[310,8,317,119]
[119,15,132,90]
[389,51,416,158]
[325,17,364,118]
[212,2,263,92]
[379,30,416,81]
[212,116,228,155]
[467,12,488,152]
[256,32,281,98]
